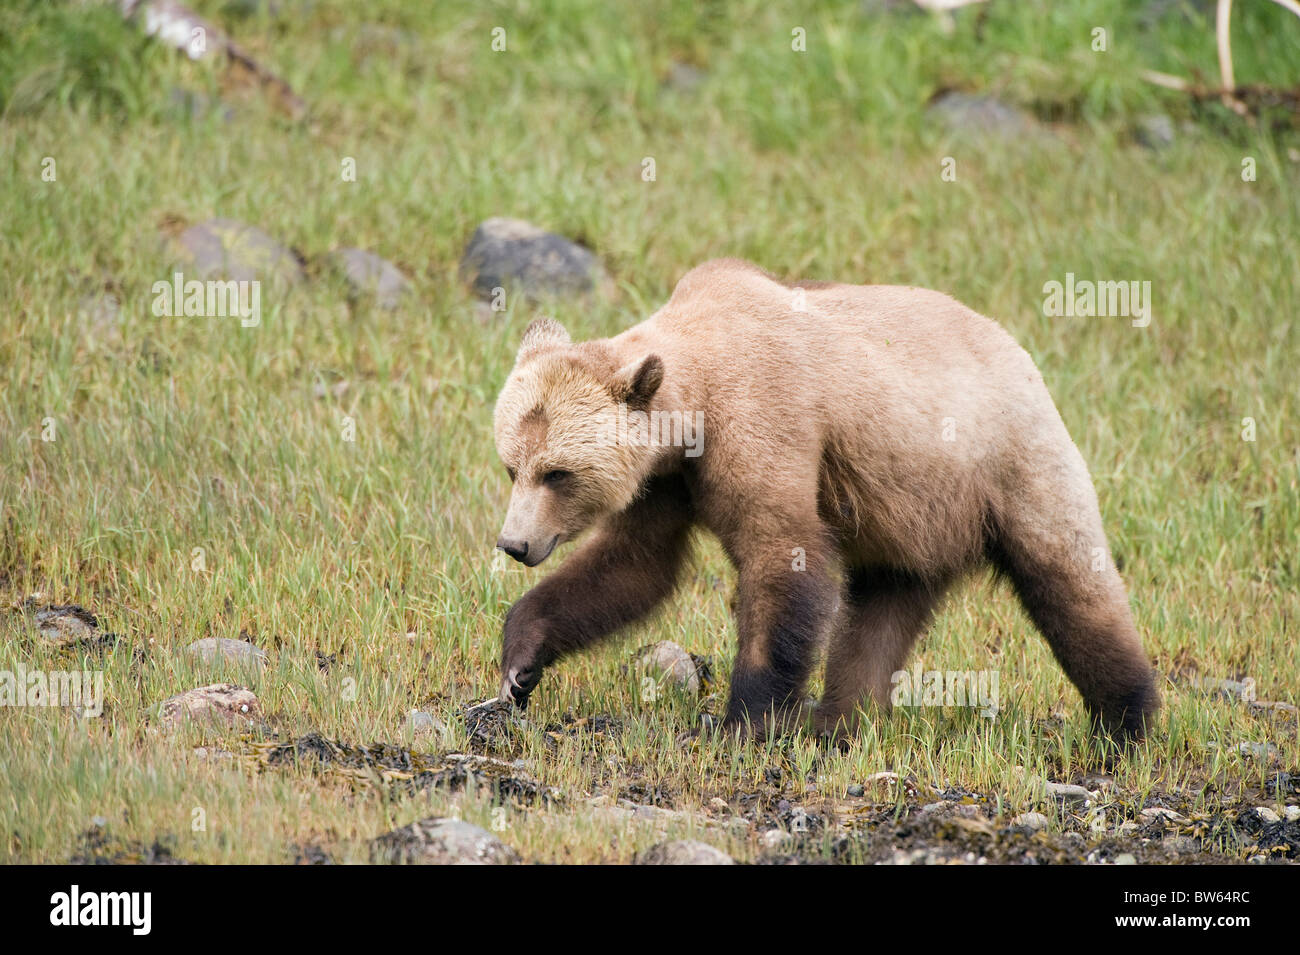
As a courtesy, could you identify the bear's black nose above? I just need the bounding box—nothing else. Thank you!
[496,537,529,562]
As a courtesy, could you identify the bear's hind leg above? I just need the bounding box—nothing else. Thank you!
[815,567,947,736]
[988,514,1158,742]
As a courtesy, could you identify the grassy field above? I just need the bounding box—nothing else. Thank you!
[1,0,1297,864]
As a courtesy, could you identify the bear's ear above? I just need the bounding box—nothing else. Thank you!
[610,354,664,410]
[517,318,570,360]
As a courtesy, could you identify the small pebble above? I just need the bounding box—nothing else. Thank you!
[636,840,734,865]
[1140,807,1185,824]
[409,709,448,739]
[1044,781,1094,806]
[1012,812,1049,831]
[761,829,791,849]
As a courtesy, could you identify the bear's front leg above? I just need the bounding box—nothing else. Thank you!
[722,539,837,737]
[499,474,694,708]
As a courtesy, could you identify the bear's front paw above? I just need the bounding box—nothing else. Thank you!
[499,664,544,709]
[722,697,817,741]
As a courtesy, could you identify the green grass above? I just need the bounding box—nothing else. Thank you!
[0,0,1297,864]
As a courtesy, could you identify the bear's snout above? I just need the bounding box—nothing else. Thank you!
[496,536,529,562]
[496,533,559,567]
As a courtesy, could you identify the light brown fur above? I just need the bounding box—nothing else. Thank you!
[492,259,1158,741]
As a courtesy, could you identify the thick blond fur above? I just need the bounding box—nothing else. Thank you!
[492,259,1158,741]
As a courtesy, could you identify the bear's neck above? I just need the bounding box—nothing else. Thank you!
[638,378,699,479]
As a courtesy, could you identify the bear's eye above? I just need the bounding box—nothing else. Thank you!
[505,466,517,483]
[542,469,572,487]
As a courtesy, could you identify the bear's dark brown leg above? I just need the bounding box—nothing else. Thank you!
[987,514,1158,742]
[720,533,837,736]
[499,474,694,707]
[815,567,949,736]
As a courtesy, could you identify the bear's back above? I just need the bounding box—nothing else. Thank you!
[647,258,1069,502]
[658,259,1034,389]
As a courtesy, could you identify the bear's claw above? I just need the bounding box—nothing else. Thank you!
[499,666,541,709]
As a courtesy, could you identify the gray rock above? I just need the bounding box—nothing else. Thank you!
[1187,675,1255,700]
[1251,806,1281,824]
[371,817,519,865]
[326,247,410,308]
[1163,835,1199,855]
[1140,806,1186,825]
[459,218,605,302]
[588,797,746,836]
[1134,113,1175,151]
[1284,806,1300,822]
[409,709,448,739]
[846,784,865,797]
[637,839,735,865]
[352,23,415,57]
[928,91,1037,140]
[1082,774,1115,793]
[153,683,261,731]
[664,61,707,92]
[184,637,268,668]
[191,746,234,761]
[634,640,703,694]
[34,605,99,646]
[1248,700,1298,715]
[78,293,122,330]
[1044,781,1095,806]
[1237,741,1280,760]
[168,218,303,286]
[1114,852,1137,865]
[590,799,686,827]
[312,378,349,400]
[1015,768,1096,808]
[1012,811,1049,831]
[620,801,684,824]
[884,846,946,865]
[760,828,792,850]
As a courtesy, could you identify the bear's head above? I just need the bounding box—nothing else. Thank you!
[493,317,664,566]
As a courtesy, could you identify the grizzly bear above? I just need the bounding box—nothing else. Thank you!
[492,259,1158,741]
